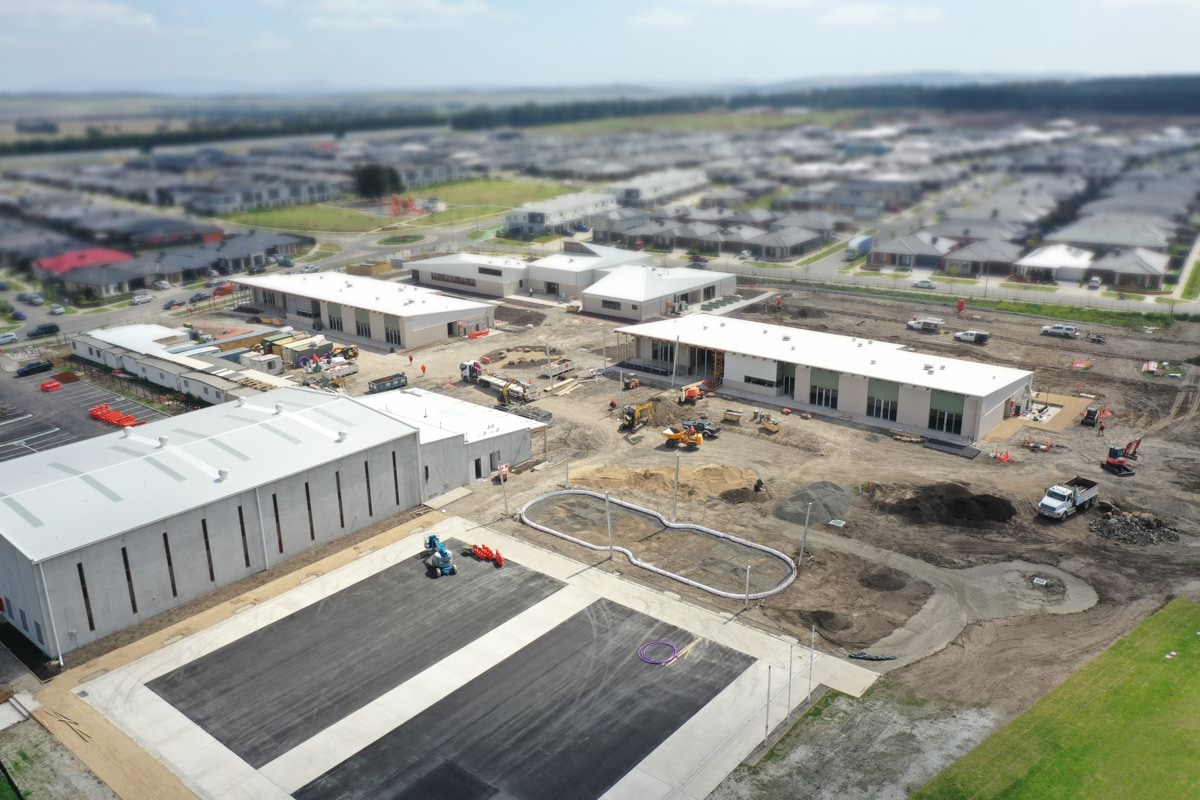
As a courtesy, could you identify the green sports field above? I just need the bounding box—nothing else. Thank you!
[914,596,1200,800]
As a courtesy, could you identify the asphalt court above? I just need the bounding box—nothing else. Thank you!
[294,597,754,800]
[148,541,565,768]
[0,401,79,461]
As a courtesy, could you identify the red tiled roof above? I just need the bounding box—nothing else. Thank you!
[34,247,133,274]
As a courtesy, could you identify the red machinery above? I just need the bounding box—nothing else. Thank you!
[389,195,400,216]
[1103,445,1136,477]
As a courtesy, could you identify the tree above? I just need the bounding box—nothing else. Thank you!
[354,163,404,199]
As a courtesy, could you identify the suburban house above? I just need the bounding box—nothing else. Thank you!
[869,231,959,269]
[1044,215,1176,254]
[649,204,693,221]
[1013,244,1095,282]
[699,188,748,209]
[1089,248,1168,290]
[925,219,1027,244]
[589,207,650,244]
[607,170,710,208]
[769,211,854,241]
[751,227,823,261]
[726,208,777,228]
[939,239,1023,276]
[623,221,682,249]
[32,247,132,281]
[581,265,736,321]
[505,191,617,237]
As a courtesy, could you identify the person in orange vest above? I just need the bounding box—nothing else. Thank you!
[1098,420,1105,436]
[421,364,427,376]
[408,354,413,365]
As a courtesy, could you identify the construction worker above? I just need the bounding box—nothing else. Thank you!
[1098,420,1106,436]
[420,364,427,376]
[408,354,413,365]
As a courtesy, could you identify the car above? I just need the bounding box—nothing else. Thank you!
[911,279,938,290]
[0,332,18,345]
[27,293,44,305]
[152,280,172,291]
[205,277,225,287]
[276,258,294,267]
[1041,323,1078,338]
[47,304,66,315]
[163,298,185,310]
[205,269,220,278]
[265,256,278,265]
[682,420,721,439]
[689,255,709,264]
[15,360,54,378]
[574,223,589,233]
[1088,276,1102,290]
[10,310,26,321]
[189,291,212,303]
[248,264,266,275]
[0,280,9,291]
[301,264,320,273]
[26,322,60,339]
[15,292,30,303]
[736,250,752,260]
[213,284,234,297]
[131,294,152,305]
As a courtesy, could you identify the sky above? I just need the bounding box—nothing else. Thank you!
[0,0,1194,94]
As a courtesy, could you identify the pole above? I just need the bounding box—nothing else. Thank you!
[764,664,773,742]
[670,334,680,389]
[606,491,614,560]
[787,644,794,723]
[744,564,751,609]
[501,470,509,516]
[808,625,815,700]
[672,453,680,522]
[798,502,812,571]
[604,335,608,367]
[564,457,569,488]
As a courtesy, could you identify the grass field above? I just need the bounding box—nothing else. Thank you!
[531,110,853,136]
[1000,282,1059,293]
[298,243,342,262]
[225,204,381,232]
[419,179,575,207]
[1182,259,1200,300]
[915,596,1200,800]
[376,234,423,245]
[410,206,507,227]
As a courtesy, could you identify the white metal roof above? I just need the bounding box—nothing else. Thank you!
[231,273,494,318]
[615,314,1031,397]
[356,387,545,445]
[583,265,733,303]
[1016,244,1095,269]
[85,323,193,354]
[414,252,529,275]
[0,387,417,563]
[530,242,653,274]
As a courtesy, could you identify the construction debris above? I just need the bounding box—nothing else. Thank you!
[1090,510,1179,546]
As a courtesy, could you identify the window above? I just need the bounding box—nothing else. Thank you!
[201,520,215,582]
[867,396,897,421]
[632,304,639,310]
[335,471,345,528]
[273,493,283,553]
[328,312,343,332]
[385,325,401,345]
[19,609,28,632]
[77,563,95,632]
[478,266,502,277]
[262,290,277,306]
[810,386,838,408]
[356,319,371,337]
[364,461,374,517]
[305,482,316,540]
[929,409,963,435]
[121,546,138,614]
[601,300,621,310]
[163,533,177,597]
[34,621,43,645]
[238,506,250,567]
[431,272,477,287]
[650,341,674,363]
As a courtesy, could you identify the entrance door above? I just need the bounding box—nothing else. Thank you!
[474,458,483,479]
[546,282,559,297]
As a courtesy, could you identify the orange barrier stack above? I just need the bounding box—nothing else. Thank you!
[40,380,62,392]
[471,544,504,568]
[89,404,141,427]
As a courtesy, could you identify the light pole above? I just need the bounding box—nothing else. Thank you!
[798,502,812,571]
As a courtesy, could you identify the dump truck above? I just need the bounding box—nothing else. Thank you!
[540,358,576,379]
[661,425,702,449]
[1037,477,1100,520]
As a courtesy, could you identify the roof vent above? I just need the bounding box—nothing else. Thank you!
[336,431,348,443]
[123,426,133,438]
[782,335,790,341]
[274,403,284,415]
[236,397,246,407]
[217,469,229,482]
[157,436,169,449]
[940,365,946,370]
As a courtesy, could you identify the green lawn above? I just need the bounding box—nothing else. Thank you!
[1000,282,1059,293]
[914,597,1200,800]
[418,179,575,208]
[225,204,382,232]
[0,767,20,800]
[796,241,849,266]
[467,229,493,241]
[1102,290,1146,302]
[408,205,507,227]
[1182,259,1200,301]
[298,243,342,262]
[930,274,980,285]
[491,237,532,247]
[377,234,424,246]
[838,256,867,273]
[746,189,789,210]
[747,260,792,269]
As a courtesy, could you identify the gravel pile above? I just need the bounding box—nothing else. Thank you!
[1091,510,1180,546]
[776,481,853,525]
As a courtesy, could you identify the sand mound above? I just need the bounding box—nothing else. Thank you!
[880,483,1015,527]
[573,463,758,498]
[776,481,853,525]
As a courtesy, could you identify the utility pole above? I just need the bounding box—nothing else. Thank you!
[672,453,681,522]
[744,564,751,610]
[798,502,812,571]
[606,491,614,560]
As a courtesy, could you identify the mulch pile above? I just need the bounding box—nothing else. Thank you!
[883,483,1015,526]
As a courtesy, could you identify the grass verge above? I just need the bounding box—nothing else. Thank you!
[298,243,343,262]
[1181,259,1200,300]
[410,206,506,227]
[796,241,848,267]
[914,597,1200,800]
[1101,290,1146,302]
[417,179,575,207]
[225,204,382,232]
[1000,282,1058,293]
[838,256,867,273]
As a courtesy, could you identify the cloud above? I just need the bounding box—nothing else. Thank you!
[251,31,290,51]
[0,0,157,29]
[819,3,944,25]
[1103,0,1200,6]
[631,6,694,27]
[304,0,494,30]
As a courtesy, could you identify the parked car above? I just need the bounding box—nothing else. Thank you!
[276,257,294,267]
[27,293,44,305]
[163,298,185,310]
[15,360,54,377]
[205,269,220,278]
[213,284,234,297]
[911,279,938,290]
[189,291,212,303]
[301,264,320,273]
[574,223,589,233]
[682,420,721,439]
[205,277,226,287]
[47,304,66,315]
[0,332,18,345]
[248,264,266,275]
[1041,323,1078,338]
[1088,276,1102,290]
[736,250,752,260]
[689,254,709,264]
[0,280,9,291]
[26,322,60,339]
[152,280,172,291]
[15,292,30,303]
[11,310,26,321]
[131,293,152,305]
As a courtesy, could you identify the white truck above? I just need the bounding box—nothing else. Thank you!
[1041,324,1079,338]
[906,317,945,332]
[954,330,990,344]
[1037,477,1100,520]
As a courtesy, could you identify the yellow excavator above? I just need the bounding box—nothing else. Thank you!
[619,402,654,431]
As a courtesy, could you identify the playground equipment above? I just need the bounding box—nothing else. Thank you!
[619,402,654,431]
[423,534,457,577]
[661,425,702,449]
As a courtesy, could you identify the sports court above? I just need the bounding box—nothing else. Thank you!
[78,517,877,800]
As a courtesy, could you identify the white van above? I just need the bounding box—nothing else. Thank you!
[1088,277,1102,289]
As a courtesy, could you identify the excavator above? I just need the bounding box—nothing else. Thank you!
[1102,436,1142,477]
[619,402,654,431]
[423,534,457,577]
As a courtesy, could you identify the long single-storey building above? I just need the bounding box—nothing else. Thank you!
[409,253,530,297]
[614,314,1032,443]
[581,265,736,321]
[232,273,495,348]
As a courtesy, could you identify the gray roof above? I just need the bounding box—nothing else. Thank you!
[1093,247,1169,276]
[926,219,1027,242]
[726,208,777,226]
[0,387,418,563]
[686,208,737,223]
[1045,216,1174,250]
[62,265,141,287]
[942,239,1023,264]
[751,227,821,248]
[872,233,955,258]
[769,211,852,232]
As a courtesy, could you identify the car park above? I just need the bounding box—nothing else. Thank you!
[131,294,152,305]
[153,280,172,290]
[911,279,938,290]
[0,332,18,345]
[26,323,60,339]
[48,304,66,315]
[15,360,54,377]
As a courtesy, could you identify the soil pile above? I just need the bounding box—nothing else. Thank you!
[494,306,545,327]
[719,487,768,504]
[572,463,758,498]
[880,483,1015,526]
[776,482,853,525]
[1091,510,1180,545]
[860,569,907,592]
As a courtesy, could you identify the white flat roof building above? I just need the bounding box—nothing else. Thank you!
[526,241,654,299]
[232,273,495,349]
[506,191,618,234]
[410,253,530,298]
[615,314,1032,443]
[582,265,737,321]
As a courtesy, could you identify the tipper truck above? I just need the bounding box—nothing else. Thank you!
[1037,477,1100,520]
